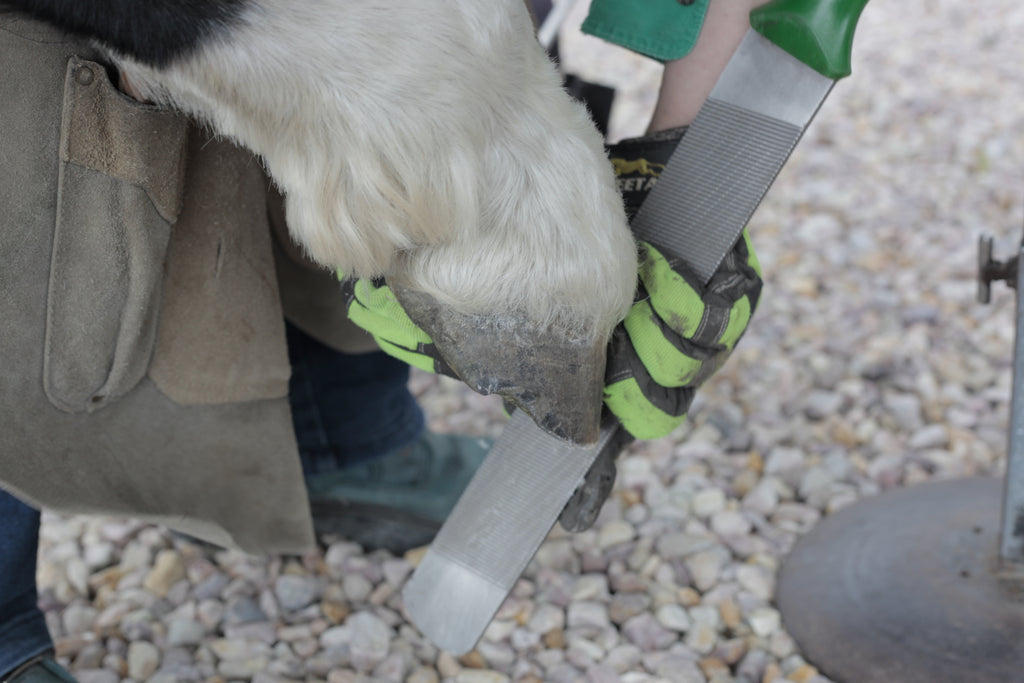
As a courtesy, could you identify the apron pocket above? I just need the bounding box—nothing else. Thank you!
[44,56,187,413]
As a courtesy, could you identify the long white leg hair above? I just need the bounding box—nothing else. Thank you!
[112,0,636,343]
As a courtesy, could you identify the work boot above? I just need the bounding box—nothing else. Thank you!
[2,654,76,683]
[306,431,491,553]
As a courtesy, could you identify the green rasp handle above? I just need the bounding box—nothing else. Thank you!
[750,0,870,80]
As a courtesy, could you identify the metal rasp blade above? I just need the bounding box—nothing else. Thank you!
[402,410,621,654]
[402,0,869,654]
[633,29,833,284]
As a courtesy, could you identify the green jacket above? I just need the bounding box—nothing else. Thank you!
[582,0,711,61]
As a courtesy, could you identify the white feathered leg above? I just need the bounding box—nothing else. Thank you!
[114,0,636,440]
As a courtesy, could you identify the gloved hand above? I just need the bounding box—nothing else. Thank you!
[603,127,763,440]
[342,126,763,442]
[603,233,761,439]
[341,277,455,376]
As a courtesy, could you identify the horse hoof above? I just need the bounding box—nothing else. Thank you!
[393,286,606,445]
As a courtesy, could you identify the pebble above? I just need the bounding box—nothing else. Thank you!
[609,593,652,625]
[224,596,265,625]
[407,667,440,683]
[73,670,118,683]
[798,467,834,504]
[748,607,783,638]
[479,640,517,668]
[72,643,104,669]
[764,448,806,475]
[685,623,719,655]
[274,574,319,611]
[83,542,115,570]
[322,540,358,570]
[382,558,412,586]
[208,638,260,661]
[100,521,138,545]
[527,604,564,634]
[571,574,610,602]
[455,672,511,683]
[737,649,771,682]
[691,489,727,517]
[655,532,715,559]
[118,542,151,571]
[711,510,752,537]
[883,391,924,431]
[320,625,351,649]
[655,604,692,633]
[717,637,749,665]
[219,655,270,678]
[483,619,516,643]
[567,601,611,630]
[292,638,319,658]
[609,570,647,593]
[743,480,780,516]
[509,627,541,652]
[62,604,98,635]
[126,641,160,680]
[196,599,225,629]
[598,520,636,549]
[910,424,950,450]
[770,630,798,659]
[100,653,125,677]
[342,572,373,603]
[436,651,461,678]
[166,618,206,646]
[192,572,229,601]
[586,663,624,683]
[803,391,844,420]
[567,635,605,662]
[737,564,775,600]
[684,549,729,591]
[347,611,392,671]
[622,613,676,652]
[119,609,155,641]
[604,644,643,672]
[325,672,357,683]
[543,628,566,649]
[143,550,185,598]
[719,599,744,631]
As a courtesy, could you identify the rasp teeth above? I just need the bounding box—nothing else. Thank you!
[402,411,621,653]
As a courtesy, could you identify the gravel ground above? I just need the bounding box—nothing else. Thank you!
[36,1,1024,682]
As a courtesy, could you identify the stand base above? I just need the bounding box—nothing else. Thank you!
[777,477,1024,683]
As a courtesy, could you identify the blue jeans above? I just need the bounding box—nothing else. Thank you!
[286,321,425,474]
[0,322,423,675]
[0,494,52,677]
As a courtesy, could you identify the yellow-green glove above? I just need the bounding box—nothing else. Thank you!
[604,233,761,439]
[341,277,454,376]
[603,127,762,439]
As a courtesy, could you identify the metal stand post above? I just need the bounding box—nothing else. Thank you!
[998,238,1024,571]
[775,234,1024,683]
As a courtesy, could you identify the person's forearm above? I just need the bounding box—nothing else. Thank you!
[648,0,770,133]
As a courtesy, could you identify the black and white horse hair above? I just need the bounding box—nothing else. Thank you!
[7,0,636,357]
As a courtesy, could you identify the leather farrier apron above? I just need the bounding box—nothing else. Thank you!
[0,9,375,553]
